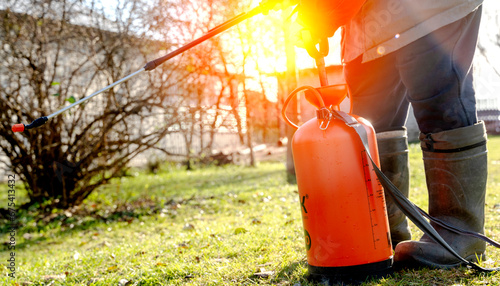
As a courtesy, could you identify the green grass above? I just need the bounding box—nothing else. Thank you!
[1,136,500,285]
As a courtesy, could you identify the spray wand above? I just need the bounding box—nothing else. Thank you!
[11,1,287,133]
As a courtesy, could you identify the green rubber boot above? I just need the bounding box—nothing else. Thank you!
[394,122,488,269]
[377,129,412,248]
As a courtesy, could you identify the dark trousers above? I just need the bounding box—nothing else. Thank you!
[344,6,482,134]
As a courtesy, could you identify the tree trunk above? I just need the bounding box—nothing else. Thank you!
[283,14,298,177]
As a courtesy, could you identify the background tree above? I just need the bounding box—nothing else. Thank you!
[214,0,289,166]
[160,0,287,166]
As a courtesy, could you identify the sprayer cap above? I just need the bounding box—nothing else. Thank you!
[12,124,25,133]
[305,84,347,109]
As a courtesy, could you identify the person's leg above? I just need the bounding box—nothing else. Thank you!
[344,53,412,248]
[395,123,487,268]
[395,7,481,134]
[393,6,486,268]
[345,53,410,133]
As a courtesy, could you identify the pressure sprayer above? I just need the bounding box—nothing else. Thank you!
[282,38,500,284]
[281,39,393,283]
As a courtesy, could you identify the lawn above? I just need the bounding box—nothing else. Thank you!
[1,136,500,285]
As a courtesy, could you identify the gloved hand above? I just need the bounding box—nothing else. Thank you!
[291,24,329,59]
[296,0,367,38]
[290,20,320,50]
[289,12,329,59]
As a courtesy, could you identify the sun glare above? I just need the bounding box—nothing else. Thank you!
[232,1,344,102]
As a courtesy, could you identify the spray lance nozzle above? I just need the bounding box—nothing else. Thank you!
[12,117,49,133]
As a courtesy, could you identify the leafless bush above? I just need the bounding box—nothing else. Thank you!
[0,0,186,208]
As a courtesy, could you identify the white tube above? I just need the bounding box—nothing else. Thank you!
[47,68,145,119]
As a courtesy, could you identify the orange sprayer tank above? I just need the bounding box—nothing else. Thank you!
[282,84,393,283]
